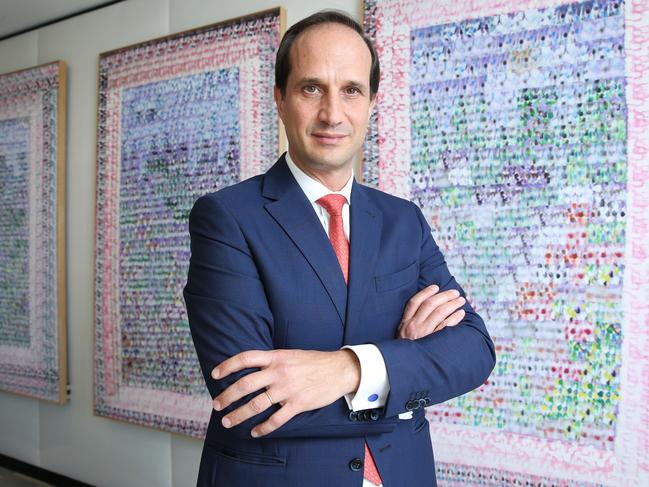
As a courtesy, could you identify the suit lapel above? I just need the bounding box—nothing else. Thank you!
[263,156,348,326]
[345,181,382,341]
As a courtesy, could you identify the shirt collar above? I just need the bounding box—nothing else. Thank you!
[285,151,354,206]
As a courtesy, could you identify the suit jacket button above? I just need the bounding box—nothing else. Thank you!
[349,458,363,471]
[348,411,358,421]
[418,398,427,408]
[406,400,418,411]
[362,410,372,421]
[370,410,380,421]
[424,397,431,406]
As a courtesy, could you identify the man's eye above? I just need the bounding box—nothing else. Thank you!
[345,87,361,95]
[303,85,318,94]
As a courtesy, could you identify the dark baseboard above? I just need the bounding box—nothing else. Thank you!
[0,454,93,487]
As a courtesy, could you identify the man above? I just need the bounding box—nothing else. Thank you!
[184,10,495,487]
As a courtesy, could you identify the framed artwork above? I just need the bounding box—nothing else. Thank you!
[0,61,67,404]
[94,8,285,437]
[363,0,648,485]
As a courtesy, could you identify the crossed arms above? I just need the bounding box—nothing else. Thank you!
[183,194,496,439]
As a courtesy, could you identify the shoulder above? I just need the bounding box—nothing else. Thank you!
[188,174,267,239]
[355,183,428,237]
[355,182,419,215]
[191,173,265,215]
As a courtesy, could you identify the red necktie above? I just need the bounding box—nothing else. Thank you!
[316,194,383,486]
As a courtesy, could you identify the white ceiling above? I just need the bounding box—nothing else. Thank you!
[0,0,122,40]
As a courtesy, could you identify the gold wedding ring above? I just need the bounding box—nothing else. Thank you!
[264,390,274,405]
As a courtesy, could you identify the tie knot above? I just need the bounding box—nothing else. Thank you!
[316,194,347,216]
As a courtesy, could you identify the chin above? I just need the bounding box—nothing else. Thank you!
[308,147,354,166]
[311,154,353,171]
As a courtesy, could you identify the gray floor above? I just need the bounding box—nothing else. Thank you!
[0,466,54,487]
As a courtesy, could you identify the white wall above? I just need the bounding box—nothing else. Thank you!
[0,0,360,485]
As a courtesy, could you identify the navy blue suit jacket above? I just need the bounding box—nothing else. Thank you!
[183,155,495,486]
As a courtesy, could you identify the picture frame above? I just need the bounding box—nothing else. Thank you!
[363,0,649,484]
[93,7,285,437]
[0,60,68,404]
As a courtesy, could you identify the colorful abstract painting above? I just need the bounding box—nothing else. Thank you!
[0,61,67,403]
[94,9,283,437]
[364,0,648,485]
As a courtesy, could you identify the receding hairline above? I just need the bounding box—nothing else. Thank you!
[274,10,381,99]
[286,22,374,79]
[291,21,372,54]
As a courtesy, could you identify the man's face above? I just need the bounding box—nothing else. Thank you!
[274,23,376,176]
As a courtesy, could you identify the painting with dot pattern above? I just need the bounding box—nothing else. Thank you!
[0,61,67,404]
[363,0,648,484]
[94,9,283,437]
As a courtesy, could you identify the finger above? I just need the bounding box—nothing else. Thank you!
[212,350,274,380]
[409,289,461,326]
[406,296,464,340]
[397,324,409,339]
[421,297,465,331]
[221,390,277,429]
[213,370,271,411]
[251,403,296,437]
[433,309,465,333]
[402,284,439,323]
[398,318,422,340]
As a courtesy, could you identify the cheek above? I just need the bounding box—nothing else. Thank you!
[348,104,371,128]
[287,106,313,131]
[350,114,370,134]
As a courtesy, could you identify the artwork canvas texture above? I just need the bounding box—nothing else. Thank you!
[0,61,67,403]
[364,0,648,485]
[94,9,283,437]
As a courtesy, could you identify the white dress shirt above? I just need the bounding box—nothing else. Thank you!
[284,151,390,412]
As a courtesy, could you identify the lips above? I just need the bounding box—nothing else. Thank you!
[311,132,348,144]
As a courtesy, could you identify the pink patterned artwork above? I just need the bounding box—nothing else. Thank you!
[364,0,648,485]
[0,61,67,404]
[94,9,283,437]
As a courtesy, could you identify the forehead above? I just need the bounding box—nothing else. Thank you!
[289,23,372,80]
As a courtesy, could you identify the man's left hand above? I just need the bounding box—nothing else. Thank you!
[211,349,361,437]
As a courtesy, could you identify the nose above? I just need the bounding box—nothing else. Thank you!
[318,92,343,127]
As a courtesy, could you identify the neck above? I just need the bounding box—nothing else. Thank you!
[288,151,353,192]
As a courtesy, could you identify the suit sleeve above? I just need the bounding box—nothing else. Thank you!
[183,194,398,439]
[372,202,497,419]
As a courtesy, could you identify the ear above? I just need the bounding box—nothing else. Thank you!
[274,86,285,120]
[368,95,377,121]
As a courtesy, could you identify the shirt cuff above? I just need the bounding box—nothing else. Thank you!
[341,344,390,411]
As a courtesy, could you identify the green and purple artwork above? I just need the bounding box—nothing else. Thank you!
[94,9,283,437]
[364,0,648,484]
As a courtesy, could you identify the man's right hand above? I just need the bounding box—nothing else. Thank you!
[397,285,466,340]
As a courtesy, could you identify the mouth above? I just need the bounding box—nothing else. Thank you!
[311,132,348,145]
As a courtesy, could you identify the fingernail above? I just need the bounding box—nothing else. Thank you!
[251,430,259,438]
[212,369,219,379]
[452,290,460,296]
[222,417,231,428]
[213,400,221,411]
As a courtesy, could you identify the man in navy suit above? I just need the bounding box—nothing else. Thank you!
[184,10,495,487]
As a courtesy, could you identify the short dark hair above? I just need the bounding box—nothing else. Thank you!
[275,10,380,100]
